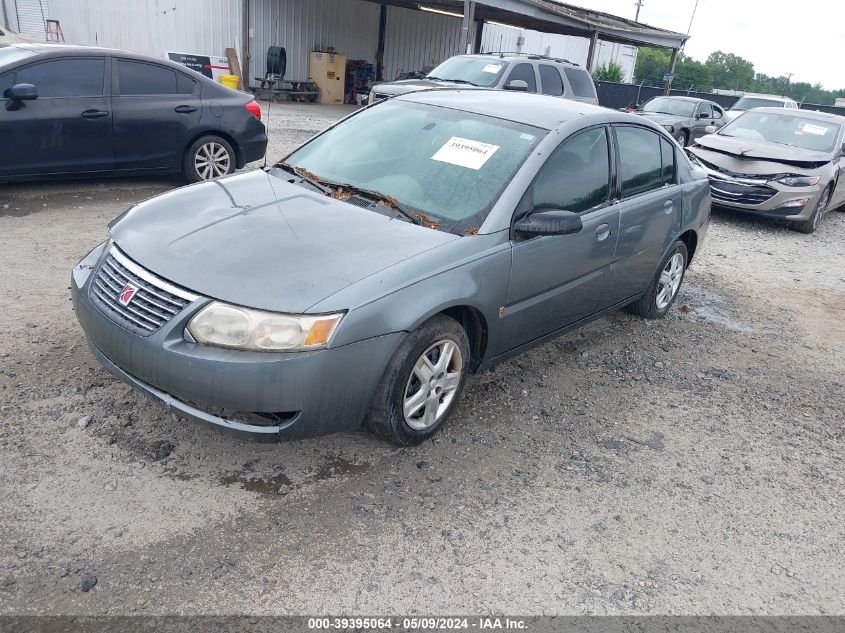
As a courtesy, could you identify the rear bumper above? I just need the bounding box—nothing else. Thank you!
[238,129,268,167]
[71,243,402,441]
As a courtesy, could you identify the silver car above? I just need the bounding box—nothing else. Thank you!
[72,90,710,446]
[688,108,845,233]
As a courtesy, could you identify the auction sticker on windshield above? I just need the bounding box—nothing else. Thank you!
[431,137,500,170]
[481,63,502,73]
[800,123,829,136]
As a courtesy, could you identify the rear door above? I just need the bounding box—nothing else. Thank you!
[501,126,619,352]
[606,126,681,304]
[711,104,726,131]
[562,66,598,105]
[111,58,202,172]
[538,64,565,98]
[0,56,112,177]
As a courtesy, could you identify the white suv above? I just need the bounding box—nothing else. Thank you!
[370,53,599,106]
[723,94,798,123]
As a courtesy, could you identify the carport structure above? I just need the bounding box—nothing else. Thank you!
[358,0,689,86]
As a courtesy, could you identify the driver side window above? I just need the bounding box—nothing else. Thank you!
[0,72,12,99]
[699,103,712,118]
[532,127,610,213]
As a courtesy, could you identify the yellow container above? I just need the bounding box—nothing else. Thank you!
[220,74,240,90]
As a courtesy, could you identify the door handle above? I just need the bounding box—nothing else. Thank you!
[175,105,198,113]
[81,109,109,119]
[663,200,674,214]
[595,223,611,241]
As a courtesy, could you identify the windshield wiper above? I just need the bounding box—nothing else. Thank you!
[275,162,333,195]
[326,181,434,228]
[426,76,479,86]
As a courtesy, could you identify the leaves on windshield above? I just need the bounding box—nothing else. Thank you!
[464,227,479,236]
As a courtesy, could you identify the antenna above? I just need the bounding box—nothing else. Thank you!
[263,90,271,169]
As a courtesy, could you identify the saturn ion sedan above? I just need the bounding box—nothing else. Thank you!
[72,90,710,446]
[688,108,845,233]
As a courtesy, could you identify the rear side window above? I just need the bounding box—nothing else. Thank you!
[533,127,610,213]
[616,126,663,197]
[506,63,537,93]
[16,58,105,97]
[117,60,177,95]
[712,105,723,119]
[660,137,675,185]
[177,73,199,95]
[538,64,564,96]
[563,67,596,98]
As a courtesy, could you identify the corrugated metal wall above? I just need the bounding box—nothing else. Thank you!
[14,0,50,40]
[249,0,380,86]
[39,0,241,60]
[382,5,462,81]
[481,24,638,83]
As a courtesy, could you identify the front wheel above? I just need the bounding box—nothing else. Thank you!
[792,185,832,234]
[675,130,688,147]
[364,315,470,446]
[626,240,689,319]
[183,135,236,183]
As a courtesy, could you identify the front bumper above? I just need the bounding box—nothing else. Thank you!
[701,171,823,220]
[71,243,402,441]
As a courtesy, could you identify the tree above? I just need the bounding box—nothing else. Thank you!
[673,54,712,92]
[634,47,670,85]
[705,51,755,91]
[593,61,625,83]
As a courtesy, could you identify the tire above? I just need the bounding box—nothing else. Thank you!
[626,240,689,319]
[364,314,470,446]
[675,130,688,147]
[792,185,832,234]
[183,135,236,183]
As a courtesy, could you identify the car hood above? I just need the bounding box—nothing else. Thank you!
[634,112,686,126]
[374,79,483,96]
[109,170,458,313]
[690,134,832,170]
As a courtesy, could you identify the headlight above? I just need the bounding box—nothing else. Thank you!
[186,302,344,352]
[663,125,675,134]
[775,175,820,187]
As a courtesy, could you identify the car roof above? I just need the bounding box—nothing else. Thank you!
[735,94,796,103]
[747,107,844,122]
[457,53,583,68]
[649,95,715,104]
[7,43,206,75]
[397,88,634,130]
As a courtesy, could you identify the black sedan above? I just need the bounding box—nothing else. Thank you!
[0,44,267,183]
[633,96,726,147]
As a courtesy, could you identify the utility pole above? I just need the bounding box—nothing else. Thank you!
[634,0,644,22]
[782,73,793,97]
[686,0,700,36]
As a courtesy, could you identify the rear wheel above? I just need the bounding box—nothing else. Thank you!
[792,185,832,234]
[365,315,470,446]
[626,240,689,319]
[183,135,236,183]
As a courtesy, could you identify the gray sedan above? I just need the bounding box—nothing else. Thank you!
[71,90,711,446]
[634,96,726,147]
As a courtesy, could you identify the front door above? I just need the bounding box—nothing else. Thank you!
[692,102,713,141]
[0,56,112,177]
[607,126,681,303]
[111,58,202,172]
[501,126,619,353]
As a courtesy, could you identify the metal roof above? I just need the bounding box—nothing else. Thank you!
[367,0,689,49]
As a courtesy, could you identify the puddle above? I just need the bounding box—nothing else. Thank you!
[219,455,370,495]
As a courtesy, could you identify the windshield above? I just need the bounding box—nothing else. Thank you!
[719,112,840,153]
[731,97,787,111]
[425,56,508,87]
[641,97,697,117]
[0,47,35,69]
[283,101,543,231]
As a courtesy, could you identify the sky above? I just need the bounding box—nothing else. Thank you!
[574,0,844,90]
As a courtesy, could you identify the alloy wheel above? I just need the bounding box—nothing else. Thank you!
[194,142,231,180]
[403,339,463,430]
[812,187,832,231]
[655,252,685,310]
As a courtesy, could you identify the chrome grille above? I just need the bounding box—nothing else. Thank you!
[89,247,197,337]
[709,178,778,206]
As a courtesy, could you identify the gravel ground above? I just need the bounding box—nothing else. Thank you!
[1,102,843,616]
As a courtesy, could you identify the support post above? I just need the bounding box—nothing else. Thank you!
[473,19,483,54]
[459,0,476,54]
[241,0,251,91]
[376,2,386,81]
[663,47,678,95]
[586,31,598,72]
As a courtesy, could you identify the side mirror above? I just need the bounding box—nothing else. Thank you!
[504,79,529,92]
[9,83,37,101]
[697,112,709,119]
[514,209,583,238]
[704,125,717,134]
